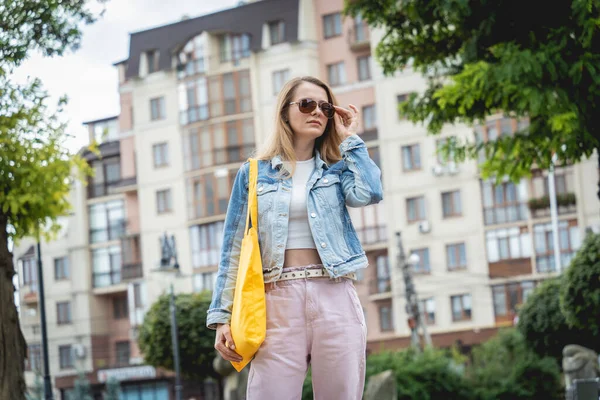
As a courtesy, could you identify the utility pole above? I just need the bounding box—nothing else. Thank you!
[170,283,182,400]
[396,232,432,350]
[36,241,54,399]
[548,153,562,273]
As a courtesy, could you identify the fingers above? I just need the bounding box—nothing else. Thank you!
[214,326,243,362]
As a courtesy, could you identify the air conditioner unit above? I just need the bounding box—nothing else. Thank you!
[418,220,431,234]
[432,164,444,177]
[72,344,87,360]
[446,162,459,175]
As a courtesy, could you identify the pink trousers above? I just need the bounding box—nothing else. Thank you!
[246,266,367,400]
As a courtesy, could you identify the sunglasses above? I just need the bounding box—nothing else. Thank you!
[289,98,335,119]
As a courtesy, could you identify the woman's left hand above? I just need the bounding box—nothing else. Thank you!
[334,104,360,139]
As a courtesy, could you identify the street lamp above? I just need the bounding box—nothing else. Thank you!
[36,241,54,400]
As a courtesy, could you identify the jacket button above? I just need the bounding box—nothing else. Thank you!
[323,178,329,183]
[321,242,327,248]
[258,186,263,192]
[311,213,316,218]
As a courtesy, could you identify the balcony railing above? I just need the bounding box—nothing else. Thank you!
[483,204,529,225]
[528,193,577,218]
[369,277,392,295]
[180,105,209,125]
[356,226,387,246]
[360,128,378,142]
[88,178,137,199]
[93,263,143,289]
[348,22,370,51]
[90,220,126,244]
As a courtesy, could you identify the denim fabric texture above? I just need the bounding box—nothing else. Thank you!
[206,134,383,329]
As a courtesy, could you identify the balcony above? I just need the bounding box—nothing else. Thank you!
[488,258,532,278]
[483,204,529,225]
[528,193,577,219]
[90,220,127,244]
[356,226,387,247]
[21,285,39,305]
[88,177,138,199]
[348,22,370,52]
[369,277,392,300]
[92,264,143,292]
[360,128,378,142]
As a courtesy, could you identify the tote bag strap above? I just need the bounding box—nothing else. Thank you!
[244,158,258,234]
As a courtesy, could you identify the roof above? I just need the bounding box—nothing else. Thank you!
[125,0,300,79]
[82,115,119,126]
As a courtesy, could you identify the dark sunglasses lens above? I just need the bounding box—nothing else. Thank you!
[320,103,335,118]
[299,99,317,113]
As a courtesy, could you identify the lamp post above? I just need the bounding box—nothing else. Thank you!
[548,153,562,273]
[36,241,53,399]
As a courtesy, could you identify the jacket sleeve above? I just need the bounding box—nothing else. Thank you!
[206,162,249,330]
[338,135,383,207]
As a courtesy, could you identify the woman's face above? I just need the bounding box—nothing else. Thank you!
[287,82,329,142]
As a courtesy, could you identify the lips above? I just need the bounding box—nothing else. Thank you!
[307,120,322,126]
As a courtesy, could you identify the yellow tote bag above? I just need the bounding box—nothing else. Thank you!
[229,158,266,372]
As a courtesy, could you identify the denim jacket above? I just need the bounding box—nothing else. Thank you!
[206,135,383,329]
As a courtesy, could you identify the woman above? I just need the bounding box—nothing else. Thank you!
[206,76,383,399]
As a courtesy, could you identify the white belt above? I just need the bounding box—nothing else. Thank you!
[277,267,356,282]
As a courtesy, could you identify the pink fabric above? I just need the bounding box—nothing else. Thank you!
[246,267,366,400]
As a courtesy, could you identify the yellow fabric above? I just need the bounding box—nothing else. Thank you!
[230,158,266,372]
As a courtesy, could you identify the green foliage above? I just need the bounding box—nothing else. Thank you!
[103,377,121,400]
[345,0,600,182]
[138,292,218,381]
[25,371,43,400]
[301,367,313,400]
[528,192,577,210]
[68,370,93,400]
[518,277,597,362]
[469,329,563,400]
[560,232,600,336]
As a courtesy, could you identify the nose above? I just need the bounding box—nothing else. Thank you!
[311,105,324,118]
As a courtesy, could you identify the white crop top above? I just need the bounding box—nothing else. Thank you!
[285,157,317,250]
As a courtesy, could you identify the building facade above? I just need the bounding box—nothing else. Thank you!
[14,0,600,398]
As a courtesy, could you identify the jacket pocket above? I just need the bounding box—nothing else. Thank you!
[256,181,278,214]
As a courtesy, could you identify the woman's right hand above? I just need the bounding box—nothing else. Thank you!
[214,324,243,362]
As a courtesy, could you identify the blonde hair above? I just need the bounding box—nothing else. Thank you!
[255,76,342,177]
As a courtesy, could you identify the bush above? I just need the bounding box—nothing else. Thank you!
[560,232,600,336]
[469,329,563,400]
[518,277,597,361]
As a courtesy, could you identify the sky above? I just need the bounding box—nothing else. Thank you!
[10,0,240,153]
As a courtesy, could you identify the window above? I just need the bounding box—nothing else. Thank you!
[481,180,528,225]
[269,20,285,45]
[353,14,368,42]
[493,281,536,318]
[410,248,430,274]
[115,341,130,367]
[402,144,421,171]
[272,69,290,95]
[133,282,144,308]
[186,118,254,170]
[327,62,346,87]
[193,272,218,293]
[323,13,342,38]
[179,77,209,124]
[368,146,381,169]
[89,157,121,197]
[375,255,391,293]
[150,97,166,121]
[357,55,371,81]
[451,294,472,322]
[190,222,224,268]
[436,137,456,165]
[121,382,169,399]
[543,174,568,196]
[379,305,393,332]
[362,105,376,131]
[419,298,435,325]
[406,196,426,223]
[89,200,125,243]
[156,189,173,214]
[397,94,410,119]
[54,257,69,280]
[188,171,236,219]
[534,220,580,272]
[113,295,129,319]
[26,344,42,372]
[347,202,386,245]
[152,142,168,168]
[92,245,122,288]
[21,257,38,288]
[146,50,158,74]
[57,301,72,325]
[446,243,467,270]
[442,190,462,218]
[59,345,73,369]
[92,119,118,144]
[486,227,531,262]
[219,33,250,63]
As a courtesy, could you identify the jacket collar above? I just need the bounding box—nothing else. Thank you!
[270,150,329,171]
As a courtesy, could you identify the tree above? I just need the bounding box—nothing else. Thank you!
[518,277,597,363]
[469,329,563,400]
[560,231,600,336]
[137,292,218,381]
[68,370,93,400]
[345,0,600,188]
[0,1,103,398]
[103,377,121,400]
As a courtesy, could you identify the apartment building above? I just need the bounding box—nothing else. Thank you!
[14,0,599,398]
